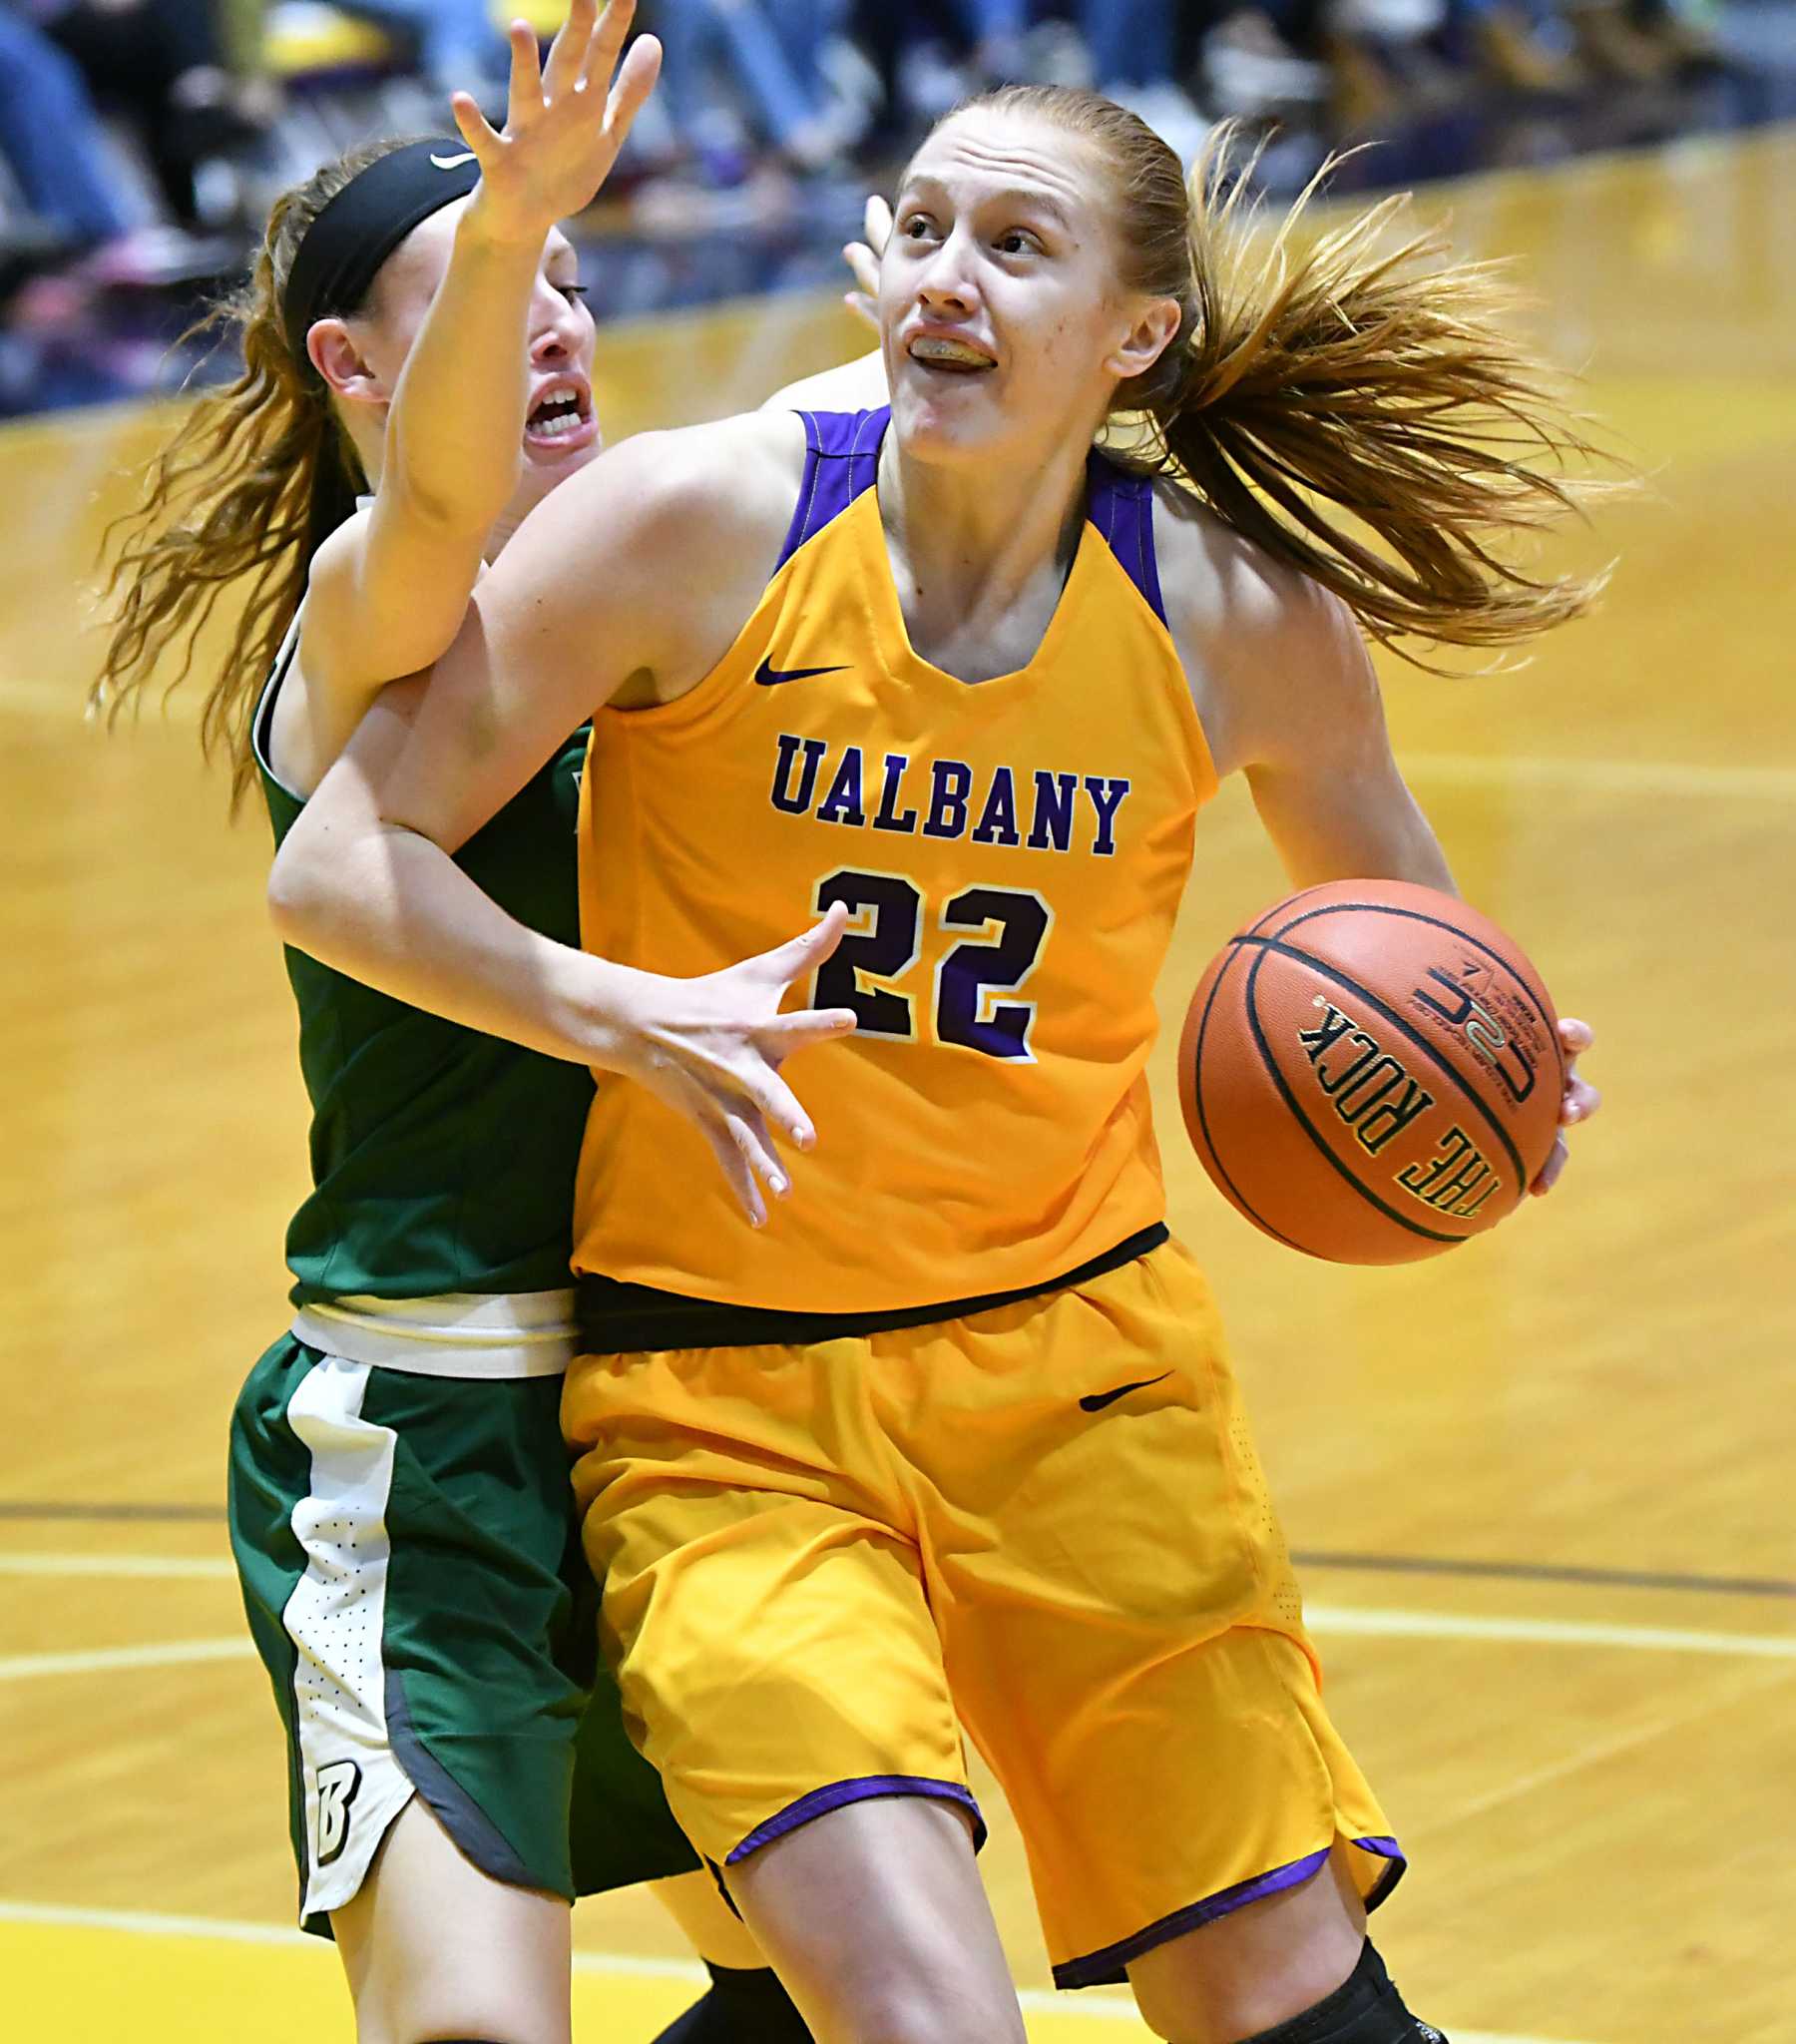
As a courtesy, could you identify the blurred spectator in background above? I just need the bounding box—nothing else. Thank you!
[0,0,1754,360]
[14,0,265,228]
[850,0,1209,158]
[0,0,259,318]
[651,0,855,177]
[0,5,135,265]
[1070,0,1214,157]
[329,0,514,104]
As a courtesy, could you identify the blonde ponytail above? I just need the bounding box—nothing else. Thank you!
[960,93,1623,656]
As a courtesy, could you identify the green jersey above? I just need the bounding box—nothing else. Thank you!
[253,644,594,1305]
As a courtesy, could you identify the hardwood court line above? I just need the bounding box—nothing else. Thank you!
[6,655,1796,799]
[0,1899,310,1945]
[32,631,1793,801]
[0,1553,233,1579]
[1403,1658,1791,1846]
[1305,1604,1796,1660]
[1292,1551,1796,1601]
[6,1574,1796,1661]
[0,1637,251,1682]
[1398,751,1796,800]
[0,1500,221,1523]
[6,1521,1793,1602]
[0,1902,1602,2044]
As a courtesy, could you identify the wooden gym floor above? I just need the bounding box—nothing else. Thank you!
[2,127,1793,2044]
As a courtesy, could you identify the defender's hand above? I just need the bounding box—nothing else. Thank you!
[608,903,858,1226]
[1531,1017,1599,1196]
[451,0,662,245]
[841,195,893,331]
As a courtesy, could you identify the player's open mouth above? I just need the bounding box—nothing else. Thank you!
[906,334,997,374]
[525,381,595,445]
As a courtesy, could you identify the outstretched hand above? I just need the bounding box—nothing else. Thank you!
[1530,1017,1600,1196]
[841,195,893,330]
[613,903,858,1226]
[450,0,662,245]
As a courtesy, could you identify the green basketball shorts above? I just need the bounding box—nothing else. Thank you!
[227,1328,697,1934]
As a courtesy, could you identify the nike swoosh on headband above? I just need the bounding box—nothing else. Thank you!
[430,152,478,171]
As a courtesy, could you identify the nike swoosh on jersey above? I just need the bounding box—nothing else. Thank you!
[430,151,478,171]
[1078,1370,1174,1413]
[754,658,850,688]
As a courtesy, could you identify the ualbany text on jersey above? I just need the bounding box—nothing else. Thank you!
[771,734,1131,857]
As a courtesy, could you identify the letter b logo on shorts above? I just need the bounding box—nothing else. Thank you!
[315,1760,362,1866]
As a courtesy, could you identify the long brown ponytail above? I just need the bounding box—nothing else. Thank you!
[961,91,1620,656]
[92,138,409,809]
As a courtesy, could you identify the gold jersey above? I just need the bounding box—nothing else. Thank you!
[574,408,1216,1317]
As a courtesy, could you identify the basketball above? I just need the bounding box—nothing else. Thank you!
[1178,880,1565,1264]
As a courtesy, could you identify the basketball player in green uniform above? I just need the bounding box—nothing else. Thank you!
[93,6,865,2038]
[262,87,1606,2044]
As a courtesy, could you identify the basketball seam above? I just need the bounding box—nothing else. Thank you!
[1270,900,1568,1094]
[1240,945,1467,1246]
[1190,941,1303,1253]
[1235,933,1533,1193]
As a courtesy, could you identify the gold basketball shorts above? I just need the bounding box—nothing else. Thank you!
[563,1240,1404,1985]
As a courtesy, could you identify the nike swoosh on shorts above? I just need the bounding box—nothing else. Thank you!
[1078,1371,1174,1413]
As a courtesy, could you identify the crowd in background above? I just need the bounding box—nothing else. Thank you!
[0,0,1749,335]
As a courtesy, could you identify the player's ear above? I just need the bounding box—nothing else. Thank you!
[307,318,387,407]
[1105,295,1181,385]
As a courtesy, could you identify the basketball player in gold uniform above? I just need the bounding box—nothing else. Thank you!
[270,88,1600,2044]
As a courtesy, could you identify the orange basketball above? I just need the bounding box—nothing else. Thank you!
[1177,880,1565,1264]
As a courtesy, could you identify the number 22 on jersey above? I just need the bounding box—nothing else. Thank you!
[812,867,1055,1063]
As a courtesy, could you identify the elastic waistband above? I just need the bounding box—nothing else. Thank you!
[575,1225,1169,1355]
[290,1288,577,1378]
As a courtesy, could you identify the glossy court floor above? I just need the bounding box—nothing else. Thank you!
[2,126,1793,2044]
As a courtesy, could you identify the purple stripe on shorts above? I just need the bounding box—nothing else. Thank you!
[1052,1835,1409,1991]
[724,1774,987,1865]
[1354,1834,1408,1910]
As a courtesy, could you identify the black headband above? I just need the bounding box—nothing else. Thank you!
[282,139,482,364]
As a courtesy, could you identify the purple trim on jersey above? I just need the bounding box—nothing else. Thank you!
[723,1774,987,1864]
[1051,1836,1408,1991]
[773,406,890,574]
[1086,453,1167,626]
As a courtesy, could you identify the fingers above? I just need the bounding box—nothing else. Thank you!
[541,0,597,104]
[697,1092,791,1225]
[715,1053,813,1153]
[1561,1072,1601,1127]
[604,30,661,145]
[1557,1017,1598,1126]
[506,16,543,117]
[449,91,502,163]
[760,1009,858,1077]
[758,899,850,989]
[1530,1134,1570,1197]
[842,198,888,334]
[695,1107,766,1228]
[843,239,880,298]
[727,1103,790,1204]
[580,0,635,94]
[841,242,880,331]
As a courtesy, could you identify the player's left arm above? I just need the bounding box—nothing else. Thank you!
[1175,541,1598,1192]
[1236,576,1455,894]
